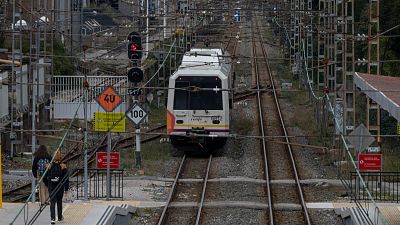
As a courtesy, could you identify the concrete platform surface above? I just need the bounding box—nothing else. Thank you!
[1,200,399,225]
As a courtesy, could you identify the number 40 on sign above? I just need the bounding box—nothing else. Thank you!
[126,103,148,126]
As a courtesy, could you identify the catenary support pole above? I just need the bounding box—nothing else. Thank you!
[146,0,149,58]
[164,0,167,38]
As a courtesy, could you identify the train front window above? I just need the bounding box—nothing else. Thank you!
[174,76,222,110]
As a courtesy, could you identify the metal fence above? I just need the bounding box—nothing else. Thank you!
[75,169,124,200]
[52,75,128,119]
[350,172,400,203]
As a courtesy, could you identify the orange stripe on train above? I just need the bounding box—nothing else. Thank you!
[166,110,176,134]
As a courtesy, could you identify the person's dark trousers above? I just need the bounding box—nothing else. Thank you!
[49,186,64,220]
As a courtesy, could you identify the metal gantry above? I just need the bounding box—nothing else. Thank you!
[305,0,314,89]
[335,0,356,135]
[343,0,355,135]
[367,0,381,143]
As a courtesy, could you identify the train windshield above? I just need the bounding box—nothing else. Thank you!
[174,76,223,110]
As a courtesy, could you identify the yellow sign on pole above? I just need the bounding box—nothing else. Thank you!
[94,112,126,133]
[0,139,2,208]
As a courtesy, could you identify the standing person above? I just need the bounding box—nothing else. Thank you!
[32,145,51,206]
[46,151,69,224]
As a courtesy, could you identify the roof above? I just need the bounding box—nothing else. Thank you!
[180,48,225,69]
[82,9,116,35]
[354,72,400,121]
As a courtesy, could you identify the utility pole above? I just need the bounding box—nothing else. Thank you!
[18,3,24,158]
[164,0,167,38]
[83,61,89,201]
[30,27,42,204]
[11,0,16,162]
[367,0,381,144]
[146,0,150,58]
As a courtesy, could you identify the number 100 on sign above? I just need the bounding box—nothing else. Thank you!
[126,103,148,125]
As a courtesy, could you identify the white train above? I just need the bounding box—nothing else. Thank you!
[167,48,232,149]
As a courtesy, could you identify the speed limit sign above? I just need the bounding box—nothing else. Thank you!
[126,103,148,125]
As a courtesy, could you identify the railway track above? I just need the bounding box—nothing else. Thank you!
[224,27,239,57]
[252,17,311,225]
[157,154,212,225]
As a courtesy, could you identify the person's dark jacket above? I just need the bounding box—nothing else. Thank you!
[32,156,51,179]
[45,162,69,193]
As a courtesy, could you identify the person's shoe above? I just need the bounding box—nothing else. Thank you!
[51,219,56,224]
[58,216,64,222]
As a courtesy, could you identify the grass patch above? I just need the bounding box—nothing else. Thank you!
[233,118,253,135]
[142,208,153,214]
[287,89,308,105]
[264,28,274,43]
[274,62,292,80]
[141,142,170,161]
[119,142,170,170]
[148,101,166,125]
[383,150,400,172]
[120,148,135,170]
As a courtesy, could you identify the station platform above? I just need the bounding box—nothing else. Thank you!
[0,200,164,225]
[1,200,399,225]
[1,178,399,224]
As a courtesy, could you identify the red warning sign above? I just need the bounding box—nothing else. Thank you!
[96,152,120,169]
[358,153,382,171]
[96,86,122,112]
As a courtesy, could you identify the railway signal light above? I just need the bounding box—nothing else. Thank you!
[128,67,144,83]
[127,32,142,60]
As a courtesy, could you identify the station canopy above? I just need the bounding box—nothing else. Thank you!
[354,72,400,121]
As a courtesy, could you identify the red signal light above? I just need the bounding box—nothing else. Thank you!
[130,44,138,51]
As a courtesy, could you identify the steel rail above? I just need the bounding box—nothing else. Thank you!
[157,154,187,225]
[113,125,167,149]
[252,21,274,225]
[195,154,213,225]
[255,19,312,225]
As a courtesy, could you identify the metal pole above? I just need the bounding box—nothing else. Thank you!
[83,71,88,201]
[164,0,167,38]
[146,0,149,58]
[135,127,141,169]
[106,131,111,200]
[11,0,16,161]
[132,80,142,169]
[18,4,23,159]
[31,44,38,204]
